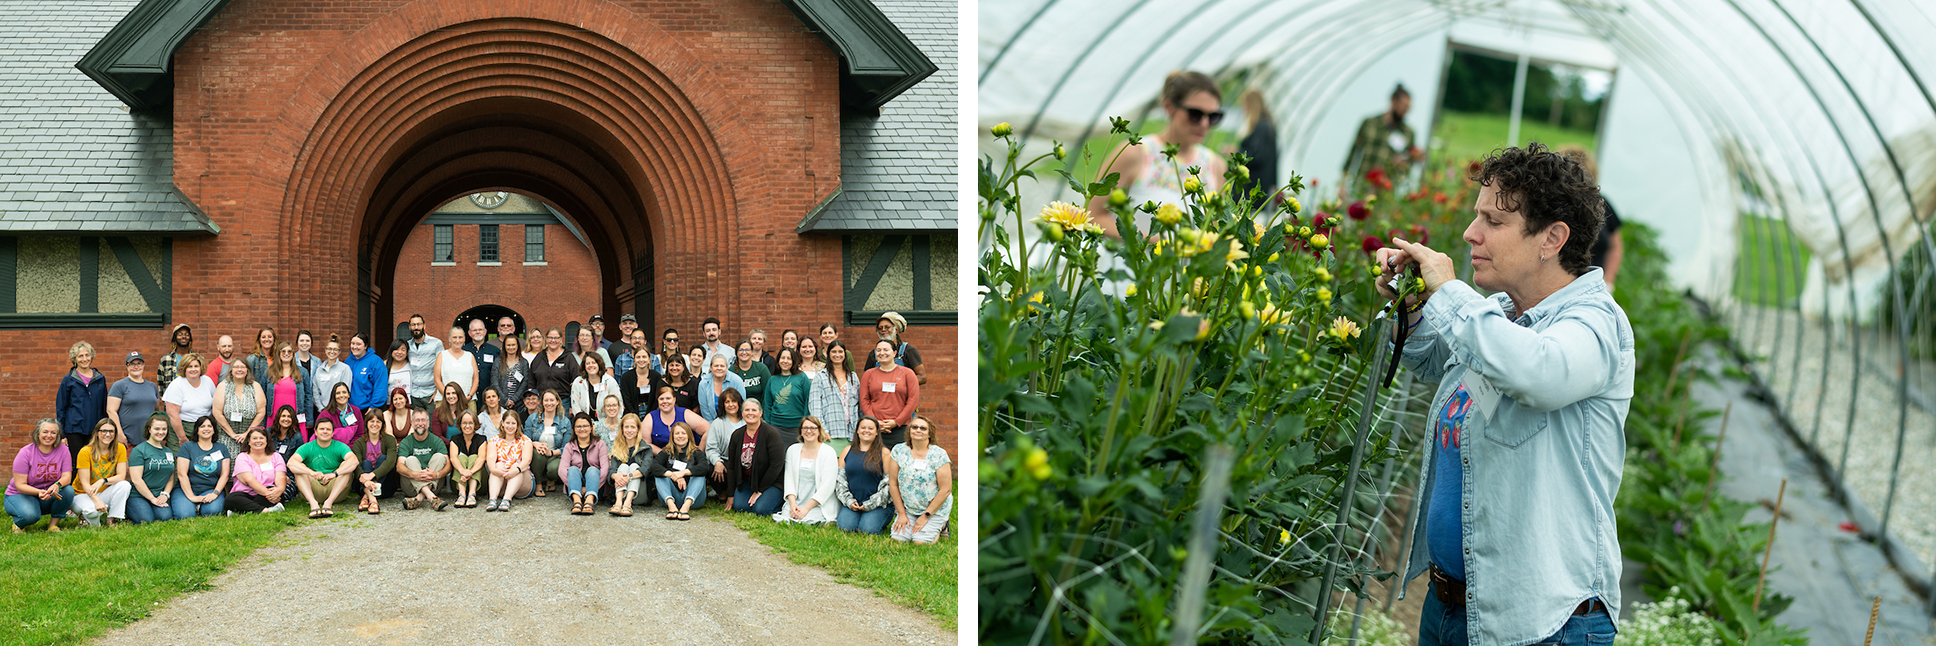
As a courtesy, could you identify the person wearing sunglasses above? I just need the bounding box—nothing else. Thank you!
[1085,70,1227,241]
[1345,83,1424,182]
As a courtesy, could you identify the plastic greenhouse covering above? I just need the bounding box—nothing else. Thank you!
[980,0,1936,609]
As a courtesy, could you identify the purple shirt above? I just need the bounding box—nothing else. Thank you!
[231,453,286,494]
[8,444,72,495]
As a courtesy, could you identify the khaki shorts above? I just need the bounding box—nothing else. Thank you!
[400,454,448,497]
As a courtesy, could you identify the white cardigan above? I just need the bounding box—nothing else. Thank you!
[774,442,839,524]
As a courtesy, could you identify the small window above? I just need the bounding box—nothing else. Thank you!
[525,225,545,263]
[479,225,499,263]
[433,225,453,263]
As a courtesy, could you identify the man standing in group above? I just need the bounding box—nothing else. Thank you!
[405,314,443,410]
[864,312,926,386]
[397,409,451,511]
[617,328,654,416]
[698,317,734,371]
[493,316,519,352]
[464,319,500,406]
[205,335,237,379]
[1345,84,1424,181]
[611,314,639,377]
[158,323,193,393]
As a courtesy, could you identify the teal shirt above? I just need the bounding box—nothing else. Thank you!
[128,441,176,493]
[762,372,812,428]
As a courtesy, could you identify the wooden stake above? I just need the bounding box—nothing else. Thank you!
[1864,596,1880,646]
[1670,378,1693,452]
[1698,402,1734,512]
[1663,326,1695,402]
[1751,478,1787,612]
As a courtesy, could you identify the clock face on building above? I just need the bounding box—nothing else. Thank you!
[470,191,510,209]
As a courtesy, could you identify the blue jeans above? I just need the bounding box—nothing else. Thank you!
[127,494,175,524]
[5,487,73,528]
[732,483,783,515]
[1418,584,1614,646]
[837,504,893,534]
[654,476,707,508]
[564,465,602,498]
[169,487,226,517]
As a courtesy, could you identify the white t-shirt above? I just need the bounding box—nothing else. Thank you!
[162,376,217,423]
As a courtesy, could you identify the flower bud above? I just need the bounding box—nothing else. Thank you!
[1184,176,1203,194]
[1053,143,1066,160]
[1124,284,1138,297]
[1316,287,1332,303]
[1309,234,1329,249]
[1287,196,1301,213]
[1313,267,1331,282]
[1040,221,1064,242]
[1154,203,1183,225]
[1298,226,1312,237]
[1236,165,1250,180]
[1108,189,1128,208]
[992,122,1013,137]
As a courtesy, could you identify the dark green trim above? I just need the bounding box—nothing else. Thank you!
[794,187,845,234]
[159,238,174,313]
[421,213,566,226]
[0,238,16,314]
[106,237,168,313]
[0,313,167,329]
[79,237,99,313]
[779,0,937,110]
[846,310,954,327]
[76,0,232,112]
[910,234,931,310]
[845,235,906,312]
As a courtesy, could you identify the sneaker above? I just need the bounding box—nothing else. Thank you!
[226,511,234,516]
[265,503,285,513]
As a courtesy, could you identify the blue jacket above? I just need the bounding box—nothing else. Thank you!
[693,371,746,421]
[1397,269,1634,645]
[522,409,571,453]
[55,369,108,436]
[345,350,388,411]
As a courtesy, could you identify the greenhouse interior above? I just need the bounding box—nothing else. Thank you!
[976,0,1936,643]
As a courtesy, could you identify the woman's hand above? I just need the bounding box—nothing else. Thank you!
[1379,237,1456,299]
[912,512,929,533]
[789,503,806,520]
[849,500,863,511]
[894,513,910,533]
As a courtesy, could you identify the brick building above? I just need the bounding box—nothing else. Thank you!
[0,0,960,453]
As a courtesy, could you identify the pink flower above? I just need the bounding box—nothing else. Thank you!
[1347,201,1369,221]
[1361,235,1383,255]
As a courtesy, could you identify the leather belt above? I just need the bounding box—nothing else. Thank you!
[1427,564,1607,616]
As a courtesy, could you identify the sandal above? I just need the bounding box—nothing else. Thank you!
[308,508,323,519]
[677,512,690,521]
[618,506,633,517]
[368,499,382,514]
[357,496,370,512]
[321,508,334,517]
[534,486,547,498]
[666,511,678,520]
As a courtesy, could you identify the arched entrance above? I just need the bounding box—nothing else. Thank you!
[455,305,524,340]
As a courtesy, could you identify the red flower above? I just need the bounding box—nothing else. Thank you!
[1361,235,1383,255]
[1365,167,1392,191]
[1347,200,1369,220]
[1468,160,1482,174]
[1410,224,1430,245]
[1433,191,1448,204]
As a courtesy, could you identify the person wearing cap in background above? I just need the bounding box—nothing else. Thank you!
[588,315,612,351]
[863,312,926,386]
[107,351,161,446]
[463,319,500,407]
[610,314,640,377]
[158,323,193,393]
[57,341,110,461]
[697,318,735,372]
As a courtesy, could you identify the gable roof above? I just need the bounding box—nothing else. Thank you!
[796,0,958,235]
[0,0,217,235]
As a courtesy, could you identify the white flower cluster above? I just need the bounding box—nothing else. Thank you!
[1615,590,1722,646]
[1323,608,1408,646]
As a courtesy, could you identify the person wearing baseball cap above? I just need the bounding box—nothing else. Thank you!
[863,312,926,386]
[588,315,611,351]
[108,351,161,446]
[611,314,640,376]
[158,323,193,393]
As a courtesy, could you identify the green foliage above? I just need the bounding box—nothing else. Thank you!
[1876,237,1935,360]
[721,510,958,627]
[1442,50,1606,134]
[979,120,1405,644]
[1434,111,1598,167]
[1612,223,1808,645]
[0,513,306,646]
[1731,214,1810,308]
[1322,607,1408,646]
[1617,591,1724,646]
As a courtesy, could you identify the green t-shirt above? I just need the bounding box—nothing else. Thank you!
[295,439,353,474]
[397,433,448,466]
[128,441,176,493]
[731,360,772,402]
[762,372,812,428]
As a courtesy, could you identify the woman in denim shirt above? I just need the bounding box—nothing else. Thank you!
[1379,144,1633,646]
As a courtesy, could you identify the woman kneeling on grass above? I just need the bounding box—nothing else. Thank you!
[228,427,289,514]
[449,410,489,508]
[485,409,532,511]
[74,418,132,527]
[7,419,74,532]
[889,416,952,544]
[834,416,894,534]
[607,413,647,516]
[774,416,836,525]
[559,413,607,515]
[650,421,709,520]
[172,417,229,518]
[127,416,177,524]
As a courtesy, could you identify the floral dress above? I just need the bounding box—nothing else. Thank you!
[217,380,258,458]
[890,444,951,512]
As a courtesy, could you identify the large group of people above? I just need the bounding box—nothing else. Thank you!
[12,312,950,544]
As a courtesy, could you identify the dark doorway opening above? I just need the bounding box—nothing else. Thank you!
[456,304,525,341]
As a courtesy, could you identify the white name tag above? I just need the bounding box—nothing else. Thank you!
[209,450,225,461]
[297,413,307,424]
[345,412,356,425]
[639,386,650,394]
[1462,372,1502,424]
[671,460,687,471]
[230,412,243,422]
[799,459,814,469]
[592,384,602,393]
[483,354,495,364]
[882,382,896,393]
[911,459,928,471]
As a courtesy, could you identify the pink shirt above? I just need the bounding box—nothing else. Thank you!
[275,377,307,436]
[231,453,285,494]
[9,444,72,495]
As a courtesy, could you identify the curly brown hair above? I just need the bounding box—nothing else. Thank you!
[1468,142,1604,275]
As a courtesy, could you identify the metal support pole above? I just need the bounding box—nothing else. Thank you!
[1312,317,1393,644]
[1506,52,1530,147]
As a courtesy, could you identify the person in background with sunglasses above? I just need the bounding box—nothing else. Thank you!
[1086,70,1227,240]
[1345,83,1424,182]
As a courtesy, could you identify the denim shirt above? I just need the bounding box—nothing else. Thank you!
[1397,269,1634,646]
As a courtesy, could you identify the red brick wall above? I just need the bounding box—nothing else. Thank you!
[390,223,603,335]
[0,0,958,455]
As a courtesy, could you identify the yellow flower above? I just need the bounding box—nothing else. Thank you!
[1279,529,1291,546]
[1026,291,1046,310]
[1191,277,1209,299]
[1328,316,1362,341]
[992,122,1013,137]
[1259,302,1288,325]
[1313,267,1331,282]
[1267,252,1280,263]
[1154,203,1183,225]
[1037,201,1101,234]
[1309,234,1329,249]
[1253,221,1266,243]
[1181,308,1211,341]
[1124,284,1138,297]
[1287,196,1301,213]
[1183,176,1203,194]
[1298,226,1312,237]
[1240,301,1256,319]
[1024,448,1050,480]
[1223,238,1251,272]
[1250,265,1262,277]
[1316,287,1333,303]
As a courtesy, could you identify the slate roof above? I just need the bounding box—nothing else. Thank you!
[797,0,958,234]
[0,0,216,235]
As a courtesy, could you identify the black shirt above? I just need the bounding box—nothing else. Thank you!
[1591,199,1623,269]
[525,350,578,404]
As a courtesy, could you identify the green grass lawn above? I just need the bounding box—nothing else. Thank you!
[714,509,958,628]
[1434,110,1597,165]
[0,513,308,646]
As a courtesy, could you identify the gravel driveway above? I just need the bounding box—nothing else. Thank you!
[93,496,956,645]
